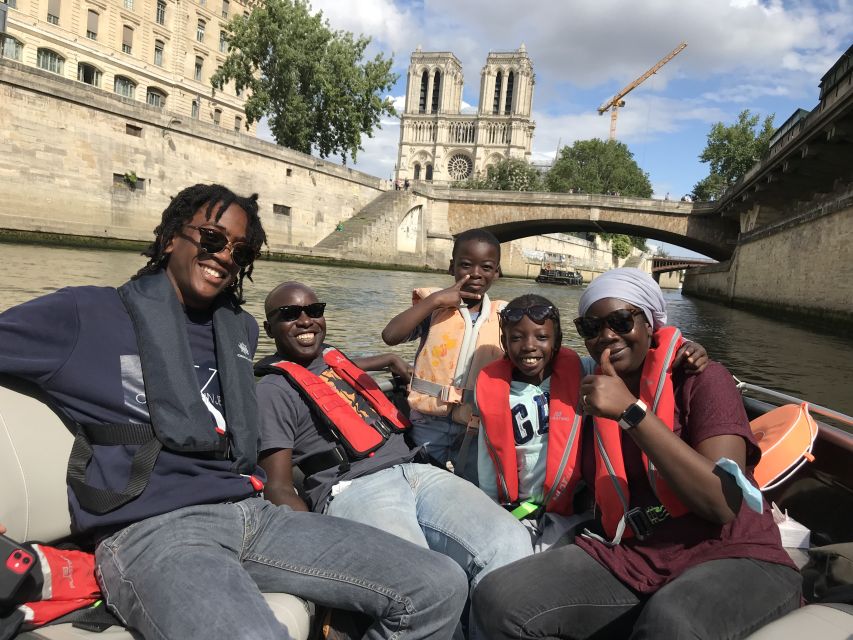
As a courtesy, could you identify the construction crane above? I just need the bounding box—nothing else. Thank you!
[597,41,687,141]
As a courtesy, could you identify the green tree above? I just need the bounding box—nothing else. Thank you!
[544,139,653,197]
[691,109,775,201]
[545,139,652,254]
[456,158,542,191]
[211,0,397,163]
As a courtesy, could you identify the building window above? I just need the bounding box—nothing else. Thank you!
[123,0,132,9]
[221,0,228,18]
[430,69,441,114]
[235,85,243,97]
[234,115,242,131]
[125,123,142,137]
[4,0,17,8]
[285,168,292,177]
[1,36,23,61]
[85,9,98,39]
[196,18,205,42]
[194,56,203,81]
[155,0,165,24]
[492,71,502,114]
[113,172,145,191]
[77,62,101,86]
[418,70,428,113]
[213,108,221,125]
[122,26,133,54]
[37,48,64,74]
[154,40,164,66]
[219,30,226,53]
[191,100,199,119]
[46,0,60,24]
[114,75,136,99]
[504,71,514,114]
[273,204,291,216]
[146,88,166,107]
[413,163,421,180]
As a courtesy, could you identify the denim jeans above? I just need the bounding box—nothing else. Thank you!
[409,415,479,484]
[326,463,533,639]
[96,497,468,640]
[473,544,802,639]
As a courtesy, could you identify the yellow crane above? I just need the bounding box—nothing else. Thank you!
[597,41,687,141]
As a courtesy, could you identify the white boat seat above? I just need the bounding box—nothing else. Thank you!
[0,377,312,640]
[745,603,853,639]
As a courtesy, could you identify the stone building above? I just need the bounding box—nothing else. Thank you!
[0,0,251,132]
[395,45,535,183]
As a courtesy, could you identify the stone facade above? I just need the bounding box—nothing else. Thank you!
[0,0,251,133]
[395,46,535,183]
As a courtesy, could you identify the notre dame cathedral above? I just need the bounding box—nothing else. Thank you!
[395,45,535,183]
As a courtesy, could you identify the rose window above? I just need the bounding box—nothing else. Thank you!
[447,154,473,180]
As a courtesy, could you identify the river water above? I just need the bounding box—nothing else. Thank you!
[3,243,853,418]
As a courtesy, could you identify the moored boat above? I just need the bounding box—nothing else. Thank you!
[534,267,585,286]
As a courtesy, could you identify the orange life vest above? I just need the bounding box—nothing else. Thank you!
[408,287,505,425]
[478,347,585,515]
[268,348,410,459]
[592,326,689,541]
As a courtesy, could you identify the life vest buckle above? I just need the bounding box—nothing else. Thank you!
[625,505,670,540]
[440,385,464,404]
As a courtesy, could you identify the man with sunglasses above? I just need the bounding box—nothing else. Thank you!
[0,185,470,640]
[255,281,532,639]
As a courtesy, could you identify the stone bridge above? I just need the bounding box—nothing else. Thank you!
[420,186,737,261]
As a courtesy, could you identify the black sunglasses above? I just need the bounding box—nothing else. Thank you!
[573,309,646,339]
[500,305,557,325]
[269,302,326,322]
[186,225,258,268]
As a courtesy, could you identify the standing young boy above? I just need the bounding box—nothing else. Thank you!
[382,229,504,482]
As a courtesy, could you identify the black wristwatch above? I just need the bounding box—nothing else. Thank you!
[618,399,648,431]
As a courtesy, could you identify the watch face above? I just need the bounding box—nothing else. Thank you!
[622,403,646,427]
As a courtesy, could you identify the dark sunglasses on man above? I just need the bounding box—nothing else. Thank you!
[573,308,646,339]
[185,225,258,268]
[499,305,558,325]
[268,302,327,323]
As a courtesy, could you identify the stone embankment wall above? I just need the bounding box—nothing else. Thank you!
[684,194,853,325]
[0,60,386,250]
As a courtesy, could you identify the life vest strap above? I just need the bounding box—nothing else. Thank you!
[409,376,473,405]
[298,446,350,477]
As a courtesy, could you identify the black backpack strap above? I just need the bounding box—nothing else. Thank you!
[66,423,162,515]
[47,602,123,633]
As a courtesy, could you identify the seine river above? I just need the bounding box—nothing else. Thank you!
[3,243,853,419]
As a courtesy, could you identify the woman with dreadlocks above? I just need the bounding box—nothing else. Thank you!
[0,183,468,640]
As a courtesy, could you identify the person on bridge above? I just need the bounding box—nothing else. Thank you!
[0,183,468,640]
[254,280,532,639]
[472,268,801,640]
[381,228,505,483]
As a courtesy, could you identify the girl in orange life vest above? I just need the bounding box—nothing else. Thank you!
[382,229,504,484]
[476,293,708,551]
[473,268,801,640]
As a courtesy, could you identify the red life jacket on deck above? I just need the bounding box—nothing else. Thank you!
[592,326,689,541]
[477,347,585,515]
[268,348,410,459]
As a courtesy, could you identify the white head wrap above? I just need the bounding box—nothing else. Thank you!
[577,268,667,330]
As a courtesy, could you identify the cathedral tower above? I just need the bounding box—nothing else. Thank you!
[396,45,535,183]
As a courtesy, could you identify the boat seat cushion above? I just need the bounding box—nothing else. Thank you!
[745,603,853,639]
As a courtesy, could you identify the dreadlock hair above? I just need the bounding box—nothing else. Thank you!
[135,183,267,304]
[452,228,501,262]
[501,293,563,353]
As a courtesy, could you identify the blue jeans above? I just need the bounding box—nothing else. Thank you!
[409,414,479,484]
[325,463,533,639]
[96,497,468,640]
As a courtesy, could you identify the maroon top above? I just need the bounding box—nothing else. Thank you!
[576,361,796,594]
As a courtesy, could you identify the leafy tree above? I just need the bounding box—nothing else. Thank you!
[691,109,775,201]
[544,139,653,197]
[545,139,652,254]
[211,0,397,163]
[456,158,542,191]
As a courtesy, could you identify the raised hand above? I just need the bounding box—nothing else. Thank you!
[429,275,482,309]
[579,348,638,420]
[673,341,709,374]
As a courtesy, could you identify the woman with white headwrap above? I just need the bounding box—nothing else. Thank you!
[474,268,801,639]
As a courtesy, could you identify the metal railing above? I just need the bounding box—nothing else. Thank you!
[735,379,853,428]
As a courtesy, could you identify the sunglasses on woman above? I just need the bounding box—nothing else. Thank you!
[500,305,558,324]
[573,308,646,339]
[268,302,327,322]
[185,225,258,268]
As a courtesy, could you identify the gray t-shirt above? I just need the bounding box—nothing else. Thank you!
[257,350,416,511]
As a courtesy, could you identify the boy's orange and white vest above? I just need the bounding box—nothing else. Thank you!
[408,287,506,425]
[591,326,690,543]
[477,347,585,515]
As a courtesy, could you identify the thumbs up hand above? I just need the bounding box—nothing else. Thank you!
[579,348,637,420]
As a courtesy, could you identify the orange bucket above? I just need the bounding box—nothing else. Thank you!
[751,403,818,491]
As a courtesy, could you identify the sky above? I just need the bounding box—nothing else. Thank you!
[256,0,853,257]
